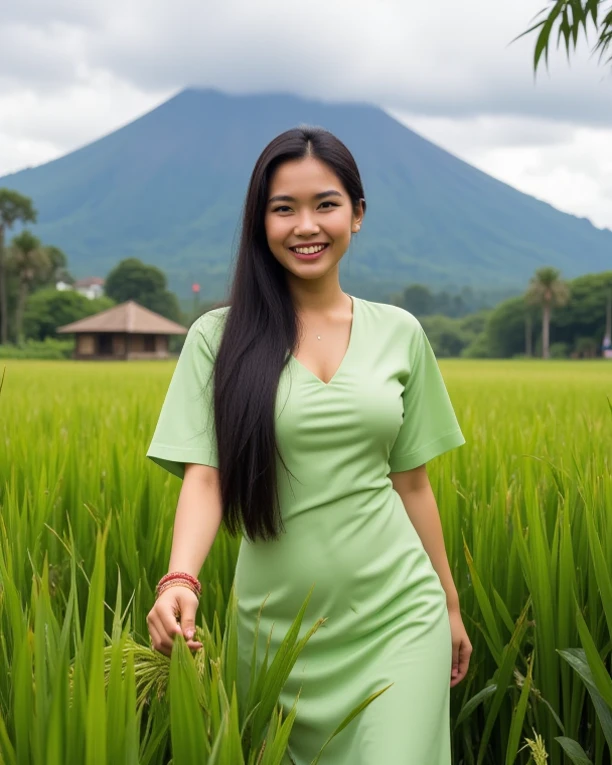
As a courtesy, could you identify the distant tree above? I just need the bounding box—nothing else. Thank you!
[524,303,539,358]
[105,257,181,321]
[525,267,570,359]
[486,296,536,358]
[43,246,73,287]
[0,190,37,344]
[574,336,598,358]
[7,231,51,345]
[518,1,612,72]
[23,288,115,341]
[398,284,434,316]
[419,315,470,358]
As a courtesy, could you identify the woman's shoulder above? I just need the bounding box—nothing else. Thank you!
[187,305,231,348]
[356,296,422,334]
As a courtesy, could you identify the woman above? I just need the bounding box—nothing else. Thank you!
[146,126,472,764]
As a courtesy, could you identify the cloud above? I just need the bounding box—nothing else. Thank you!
[396,113,612,229]
[1,0,612,229]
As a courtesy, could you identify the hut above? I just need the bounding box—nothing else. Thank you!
[57,300,187,360]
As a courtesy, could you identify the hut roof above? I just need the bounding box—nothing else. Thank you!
[74,276,105,288]
[57,300,188,335]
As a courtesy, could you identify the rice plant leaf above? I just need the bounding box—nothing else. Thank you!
[309,683,393,765]
[139,695,170,765]
[574,606,612,708]
[455,684,498,729]
[554,736,593,765]
[123,649,141,764]
[464,541,503,664]
[259,698,299,765]
[536,693,565,735]
[492,589,515,636]
[107,632,129,763]
[84,529,108,765]
[584,502,612,640]
[558,648,612,751]
[0,711,16,765]
[169,635,210,761]
[221,586,239,705]
[505,653,533,765]
[249,588,322,747]
[12,636,33,763]
[477,599,531,765]
[210,685,245,765]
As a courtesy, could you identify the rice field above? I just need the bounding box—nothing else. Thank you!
[0,359,611,764]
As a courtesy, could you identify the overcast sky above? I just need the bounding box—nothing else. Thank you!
[2,0,612,229]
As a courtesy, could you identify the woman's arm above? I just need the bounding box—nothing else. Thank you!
[391,463,473,686]
[167,462,224,577]
[390,464,459,610]
[147,462,223,656]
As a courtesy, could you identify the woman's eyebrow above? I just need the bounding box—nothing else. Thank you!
[268,190,343,204]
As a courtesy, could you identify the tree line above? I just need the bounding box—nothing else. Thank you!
[0,188,196,351]
[395,269,612,359]
[2,187,610,361]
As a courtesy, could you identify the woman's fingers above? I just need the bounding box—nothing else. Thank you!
[147,616,172,657]
[147,590,204,656]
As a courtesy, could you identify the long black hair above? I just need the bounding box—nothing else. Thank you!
[213,126,366,543]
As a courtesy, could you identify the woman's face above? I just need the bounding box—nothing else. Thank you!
[264,156,364,283]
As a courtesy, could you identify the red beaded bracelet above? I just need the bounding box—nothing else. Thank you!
[156,571,201,596]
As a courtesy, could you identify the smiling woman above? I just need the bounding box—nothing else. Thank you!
[145,125,469,764]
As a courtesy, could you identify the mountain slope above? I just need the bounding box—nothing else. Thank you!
[1,87,610,299]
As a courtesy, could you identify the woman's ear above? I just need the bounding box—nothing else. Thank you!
[352,198,365,232]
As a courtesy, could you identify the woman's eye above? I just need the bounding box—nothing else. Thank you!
[272,202,338,213]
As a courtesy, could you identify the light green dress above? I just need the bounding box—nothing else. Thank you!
[147,296,465,764]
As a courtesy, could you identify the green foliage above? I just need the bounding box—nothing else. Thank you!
[393,283,511,319]
[549,341,570,359]
[0,189,37,228]
[7,231,52,344]
[105,258,181,321]
[0,337,74,359]
[420,314,471,357]
[23,288,115,341]
[1,359,611,762]
[0,189,38,345]
[486,271,612,358]
[517,1,612,72]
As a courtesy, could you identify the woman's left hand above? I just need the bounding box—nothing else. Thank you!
[448,605,472,687]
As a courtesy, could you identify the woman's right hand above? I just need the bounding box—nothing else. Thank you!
[146,586,204,657]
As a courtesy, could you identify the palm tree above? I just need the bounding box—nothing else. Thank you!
[518,1,612,73]
[7,231,51,345]
[525,266,570,359]
[0,189,37,344]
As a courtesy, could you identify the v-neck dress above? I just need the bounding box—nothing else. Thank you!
[147,296,465,765]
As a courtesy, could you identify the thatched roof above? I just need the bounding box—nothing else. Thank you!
[57,300,188,335]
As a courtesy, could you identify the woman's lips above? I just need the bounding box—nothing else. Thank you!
[289,244,329,261]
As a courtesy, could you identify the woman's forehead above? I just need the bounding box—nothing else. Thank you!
[270,157,341,190]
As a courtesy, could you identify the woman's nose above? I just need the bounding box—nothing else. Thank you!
[294,212,319,235]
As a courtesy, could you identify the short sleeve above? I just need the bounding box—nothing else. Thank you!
[146,316,219,479]
[388,320,465,473]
